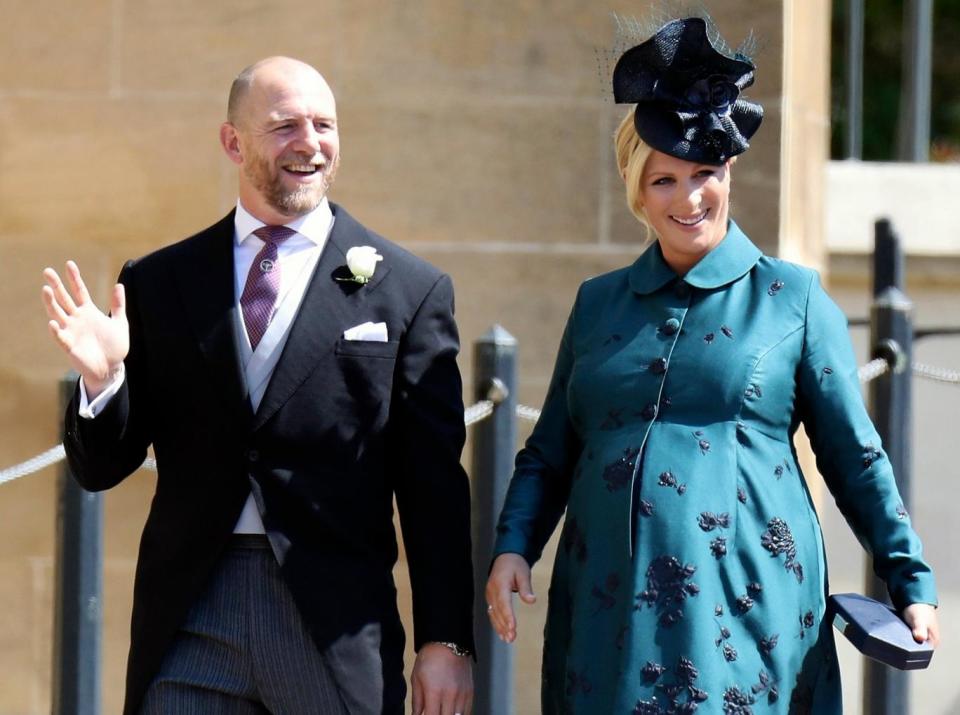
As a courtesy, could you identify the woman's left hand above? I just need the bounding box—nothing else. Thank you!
[902,603,941,647]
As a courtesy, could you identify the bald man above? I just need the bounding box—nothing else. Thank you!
[43,57,474,715]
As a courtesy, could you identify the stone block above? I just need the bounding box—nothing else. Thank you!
[0,557,51,714]
[335,0,614,100]
[0,96,226,255]
[117,0,337,93]
[0,0,111,92]
[331,99,604,246]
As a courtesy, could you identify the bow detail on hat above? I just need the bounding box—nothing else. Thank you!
[613,17,763,164]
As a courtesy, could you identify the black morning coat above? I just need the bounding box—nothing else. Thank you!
[63,204,475,715]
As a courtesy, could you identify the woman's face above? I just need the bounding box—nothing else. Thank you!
[638,149,732,275]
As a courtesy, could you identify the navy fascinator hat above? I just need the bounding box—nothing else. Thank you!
[612,17,763,165]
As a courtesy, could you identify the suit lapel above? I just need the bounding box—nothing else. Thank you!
[251,205,391,431]
[171,211,253,423]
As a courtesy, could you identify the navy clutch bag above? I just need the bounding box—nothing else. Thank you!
[828,593,934,670]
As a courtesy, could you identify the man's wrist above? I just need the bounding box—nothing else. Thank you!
[84,364,125,399]
[430,641,472,657]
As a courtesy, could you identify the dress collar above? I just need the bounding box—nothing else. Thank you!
[628,220,762,295]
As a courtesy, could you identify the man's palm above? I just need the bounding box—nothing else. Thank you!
[42,261,129,393]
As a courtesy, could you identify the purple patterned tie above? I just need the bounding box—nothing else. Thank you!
[240,225,296,350]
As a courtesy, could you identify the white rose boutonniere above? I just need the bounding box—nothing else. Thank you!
[343,246,383,284]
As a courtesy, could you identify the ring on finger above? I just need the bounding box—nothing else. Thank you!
[487,604,494,612]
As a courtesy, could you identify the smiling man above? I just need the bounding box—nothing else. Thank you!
[42,57,474,715]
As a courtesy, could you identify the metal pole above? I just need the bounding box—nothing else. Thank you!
[845,0,865,159]
[471,325,517,715]
[863,221,913,715]
[52,373,102,715]
[897,0,933,161]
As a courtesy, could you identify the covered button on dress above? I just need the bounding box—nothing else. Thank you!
[493,221,937,714]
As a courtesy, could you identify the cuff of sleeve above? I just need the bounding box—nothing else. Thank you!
[492,533,536,568]
[890,572,939,612]
[78,365,126,419]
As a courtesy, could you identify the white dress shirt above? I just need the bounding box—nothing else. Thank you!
[79,198,336,533]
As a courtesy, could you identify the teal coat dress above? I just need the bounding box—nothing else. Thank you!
[493,222,937,714]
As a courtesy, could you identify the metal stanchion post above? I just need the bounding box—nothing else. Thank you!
[52,373,102,715]
[863,220,913,715]
[471,325,517,715]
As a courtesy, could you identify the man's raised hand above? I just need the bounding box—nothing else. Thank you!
[42,261,129,398]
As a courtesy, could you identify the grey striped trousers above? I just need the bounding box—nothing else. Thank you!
[140,536,350,714]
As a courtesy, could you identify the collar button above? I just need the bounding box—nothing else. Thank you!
[662,318,680,336]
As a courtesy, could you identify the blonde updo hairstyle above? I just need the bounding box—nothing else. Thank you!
[614,107,654,235]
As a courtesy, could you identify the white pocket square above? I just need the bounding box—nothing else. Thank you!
[343,321,388,342]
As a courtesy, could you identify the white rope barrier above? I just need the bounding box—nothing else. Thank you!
[516,404,542,422]
[858,357,890,383]
[0,445,66,487]
[464,400,495,426]
[912,361,960,384]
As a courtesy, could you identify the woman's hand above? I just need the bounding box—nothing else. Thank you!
[902,603,940,647]
[485,553,536,643]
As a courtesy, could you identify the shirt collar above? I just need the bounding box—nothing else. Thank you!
[234,197,333,247]
[628,219,762,295]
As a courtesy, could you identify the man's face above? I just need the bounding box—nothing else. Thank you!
[229,62,340,221]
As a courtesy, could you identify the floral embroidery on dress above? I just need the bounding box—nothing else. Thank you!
[862,443,882,468]
[761,517,804,583]
[634,656,709,714]
[751,670,779,705]
[773,459,791,480]
[562,518,587,563]
[642,661,668,683]
[720,325,734,339]
[722,685,755,714]
[566,668,593,696]
[616,625,629,650]
[704,332,716,344]
[603,447,640,492]
[636,556,701,627]
[767,279,784,296]
[590,572,620,615]
[710,536,727,559]
[658,470,687,495]
[600,409,625,430]
[698,512,730,532]
[758,634,779,655]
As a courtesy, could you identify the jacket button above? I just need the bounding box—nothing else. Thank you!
[641,403,658,420]
[247,449,260,463]
[675,282,690,299]
[650,357,668,374]
[662,318,680,335]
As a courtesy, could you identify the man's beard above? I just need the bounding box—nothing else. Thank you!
[244,152,339,217]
